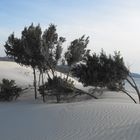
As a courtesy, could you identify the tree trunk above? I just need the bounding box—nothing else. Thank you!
[50,68,55,78]
[135,87,140,103]
[120,89,137,104]
[46,70,51,79]
[42,85,45,103]
[33,68,37,99]
[41,72,45,102]
[41,72,44,85]
[46,61,55,78]
[66,70,70,81]
[56,95,60,103]
[126,75,140,103]
[38,72,41,87]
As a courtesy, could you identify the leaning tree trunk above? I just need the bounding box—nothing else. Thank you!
[66,71,70,81]
[66,67,71,81]
[38,72,41,87]
[46,61,55,78]
[135,87,140,103]
[120,88,137,104]
[46,70,51,79]
[41,72,45,102]
[126,74,140,103]
[33,67,37,99]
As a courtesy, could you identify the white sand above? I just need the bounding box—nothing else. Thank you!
[0,61,33,87]
[0,61,140,140]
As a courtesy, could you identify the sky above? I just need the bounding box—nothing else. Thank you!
[0,0,140,72]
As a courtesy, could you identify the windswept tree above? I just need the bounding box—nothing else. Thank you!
[72,50,139,103]
[4,34,24,64]
[4,23,66,102]
[41,24,65,78]
[65,35,89,80]
[38,25,65,102]
[4,24,43,99]
[99,50,129,90]
[126,73,140,103]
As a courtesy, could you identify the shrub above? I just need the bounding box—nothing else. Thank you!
[0,79,22,101]
[39,76,75,103]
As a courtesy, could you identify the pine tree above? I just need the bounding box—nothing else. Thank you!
[65,35,89,81]
[41,24,65,78]
[5,24,43,99]
[72,50,132,99]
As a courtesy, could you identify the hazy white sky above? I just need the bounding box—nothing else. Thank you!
[0,0,140,72]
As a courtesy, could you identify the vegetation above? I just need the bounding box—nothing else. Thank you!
[72,50,139,103]
[4,24,43,99]
[125,74,140,103]
[64,35,89,81]
[4,24,65,100]
[0,79,22,101]
[4,23,140,104]
[72,50,128,88]
[39,76,75,103]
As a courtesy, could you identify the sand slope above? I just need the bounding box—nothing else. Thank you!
[0,61,140,140]
[0,61,33,86]
[1,101,140,140]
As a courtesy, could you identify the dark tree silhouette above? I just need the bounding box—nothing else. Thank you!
[65,35,89,81]
[5,24,43,99]
[72,50,138,103]
[41,24,65,78]
[39,24,65,102]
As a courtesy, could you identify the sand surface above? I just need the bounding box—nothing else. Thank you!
[0,61,140,140]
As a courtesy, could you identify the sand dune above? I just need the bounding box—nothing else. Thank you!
[0,61,33,87]
[1,101,140,140]
[0,61,140,140]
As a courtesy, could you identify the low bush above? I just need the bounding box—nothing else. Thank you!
[0,79,22,101]
[39,76,75,103]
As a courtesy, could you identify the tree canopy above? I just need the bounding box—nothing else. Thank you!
[4,23,140,104]
[72,50,129,89]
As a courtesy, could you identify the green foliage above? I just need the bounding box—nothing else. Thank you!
[21,24,43,68]
[41,24,66,72]
[5,24,43,68]
[4,23,131,102]
[4,34,25,65]
[65,35,89,66]
[39,76,74,103]
[0,79,22,101]
[72,50,129,90]
[4,23,65,99]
